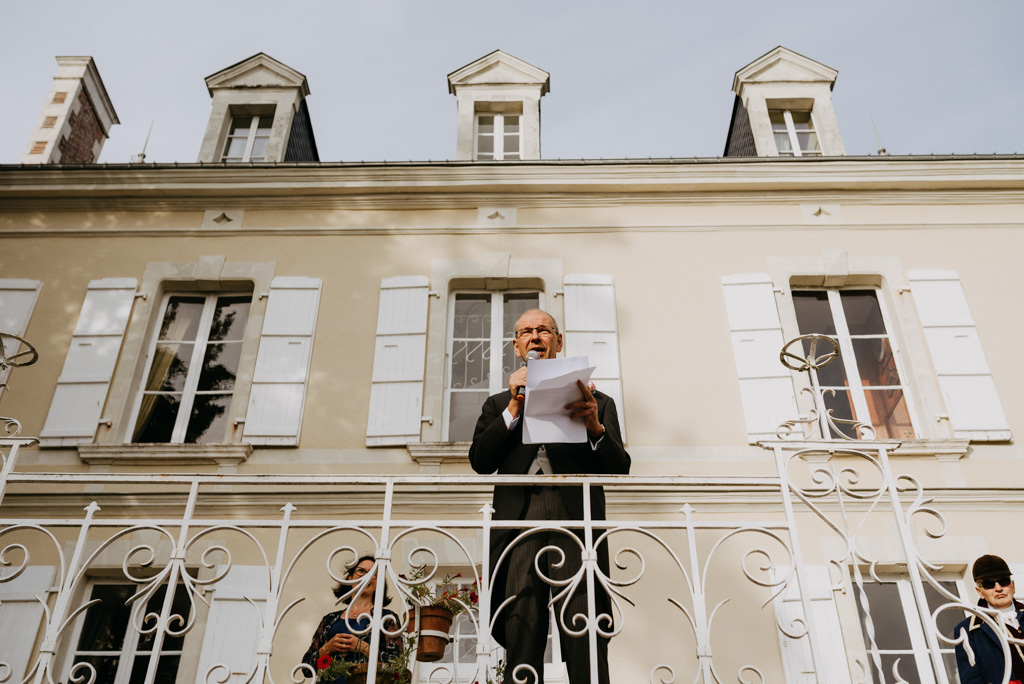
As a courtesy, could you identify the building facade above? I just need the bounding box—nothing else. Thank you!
[2,47,1023,684]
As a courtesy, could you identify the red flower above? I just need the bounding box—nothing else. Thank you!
[470,592,479,603]
[317,654,332,669]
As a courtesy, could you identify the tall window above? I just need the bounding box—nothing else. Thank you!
[475,114,520,160]
[446,292,539,441]
[853,575,963,684]
[792,289,913,439]
[769,109,821,157]
[68,581,191,684]
[132,293,251,443]
[221,115,273,162]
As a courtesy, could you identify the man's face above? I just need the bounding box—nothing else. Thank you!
[513,310,562,360]
[976,576,1016,610]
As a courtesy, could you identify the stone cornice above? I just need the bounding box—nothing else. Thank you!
[78,443,253,466]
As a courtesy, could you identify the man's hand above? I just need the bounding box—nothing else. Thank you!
[507,366,528,419]
[566,379,604,439]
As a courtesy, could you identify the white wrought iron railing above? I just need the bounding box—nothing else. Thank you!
[0,333,1018,684]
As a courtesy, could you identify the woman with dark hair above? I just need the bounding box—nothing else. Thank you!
[302,555,403,683]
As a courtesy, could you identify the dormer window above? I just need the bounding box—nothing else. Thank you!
[769,109,821,157]
[222,115,273,162]
[476,114,520,160]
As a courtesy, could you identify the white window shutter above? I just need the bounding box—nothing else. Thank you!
[0,279,43,400]
[908,270,1011,441]
[40,278,137,446]
[244,277,321,446]
[195,565,268,683]
[563,274,625,439]
[0,565,55,682]
[772,565,852,684]
[366,276,429,446]
[722,274,798,443]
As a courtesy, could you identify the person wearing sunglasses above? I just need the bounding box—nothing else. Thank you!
[470,308,630,684]
[955,554,1024,684]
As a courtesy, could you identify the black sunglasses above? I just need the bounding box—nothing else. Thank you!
[978,577,1012,590]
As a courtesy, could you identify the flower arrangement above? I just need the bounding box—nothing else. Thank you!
[405,567,479,617]
[315,652,355,681]
[315,633,414,684]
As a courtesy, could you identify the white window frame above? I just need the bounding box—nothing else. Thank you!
[62,578,189,684]
[443,290,542,441]
[852,573,966,684]
[221,115,272,162]
[474,113,521,161]
[769,109,821,157]
[127,291,252,444]
[792,287,919,440]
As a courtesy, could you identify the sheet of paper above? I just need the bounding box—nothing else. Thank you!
[522,356,595,444]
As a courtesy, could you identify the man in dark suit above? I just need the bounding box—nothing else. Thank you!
[469,309,630,684]
[955,554,1024,684]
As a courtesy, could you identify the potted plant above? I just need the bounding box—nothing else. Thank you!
[405,567,479,662]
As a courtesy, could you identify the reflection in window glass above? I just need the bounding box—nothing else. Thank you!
[133,293,251,444]
[792,289,913,439]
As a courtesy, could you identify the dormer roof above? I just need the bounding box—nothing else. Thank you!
[732,46,838,96]
[205,52,310,98]
[447,49,550,95]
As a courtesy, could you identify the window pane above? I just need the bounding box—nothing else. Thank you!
[503,294,540,337]
[256,116,273,133]
[768,110,786,125]
[453,295,490,338]
[840,291,886,336]
[209,296,251,341]
[130,655,181,684]
[451,340,489,390]
[223,137,248,160]
[774,132,793,154]
[793,291,837,336]
[77,584,134,651]
[852,338,901,387]
[864,388,913,439]
[185,394,231,443]
[449,391,488,441]
[858,582,914,650]
[249,136,269,161]
[197,343,241,391]
[790,111,813,129]
[503,115,520,132]
[227,117,252,135]
[143,343,193,392]
[502,339,520,386]
[477,115,494,133]
[477,135,494,157]
[798,132,820,153]
[132,394,181,443]
[158,297,204,341]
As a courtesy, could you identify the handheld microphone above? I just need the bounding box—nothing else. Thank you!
[514,350,541,401]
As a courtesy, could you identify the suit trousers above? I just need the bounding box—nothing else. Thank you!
[503,486,610,684]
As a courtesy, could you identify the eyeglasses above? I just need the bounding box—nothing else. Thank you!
[515,326,558,339]
[351,565,371,577]
[978,577,1012,590]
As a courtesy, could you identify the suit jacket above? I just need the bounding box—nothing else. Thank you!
[469,389,630,645]
[955,599,1024,684]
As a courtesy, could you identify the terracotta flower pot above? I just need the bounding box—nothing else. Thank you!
[346,662,411,684]
[415,605,454,662]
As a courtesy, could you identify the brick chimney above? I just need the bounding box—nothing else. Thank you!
[21,56,119,164]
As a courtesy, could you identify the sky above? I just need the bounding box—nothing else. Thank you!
[1,1,1022,164]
